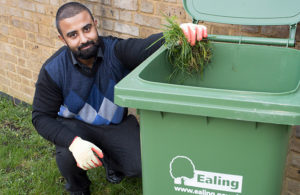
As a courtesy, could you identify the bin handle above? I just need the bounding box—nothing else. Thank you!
[287,24,297,48]
[207,34,295,47]
[193,17,297,47]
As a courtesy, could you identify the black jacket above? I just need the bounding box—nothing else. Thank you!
[32,33,164,148]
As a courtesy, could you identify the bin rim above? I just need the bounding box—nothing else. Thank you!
[115,46,300,126]
[137,47,300,97]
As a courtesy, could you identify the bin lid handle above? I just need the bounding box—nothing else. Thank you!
[287,24,297,47]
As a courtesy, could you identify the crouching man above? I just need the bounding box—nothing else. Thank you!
[32,2,207,194]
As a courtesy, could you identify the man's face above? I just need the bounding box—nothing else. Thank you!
[58,11,99,60]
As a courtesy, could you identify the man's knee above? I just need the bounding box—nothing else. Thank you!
[56,146,76,168]
[120,154,142,177]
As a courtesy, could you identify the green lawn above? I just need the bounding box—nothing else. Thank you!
[0,97,142,195]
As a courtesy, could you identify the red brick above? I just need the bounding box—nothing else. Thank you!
[211,24,231,35]
[18,58,26,66]
[3,62,16,72]
[286,178,300,195]
[34,0,50,3]
[33,13,52,25]
[114,0,137,11]
[114,22,139,36]
[35,3,46,14]
[18,0,35,12]
[102,19,114,31]
[4,53,18,64]
[134,13,161,29]
[0,25,9,35]
[290,151,300,168]
[241,25,260,34]
[0,85,9,94]
[261,25,289,38]
[8,7,23,17]
[0,33,8,42]
[20,85,35,96]
[119,11,132,22]
[0,75,10,86]
[286,166,300,181]
[17,67,32,79]
[36,35,54,47]
[7,71,21,82]
[12,47,27,58]
[26,32,36,42]
[94,5,119,20]
[141,0,154,13]
[140,26,161,38]
[9,27,26,39]
[156,3,186,19]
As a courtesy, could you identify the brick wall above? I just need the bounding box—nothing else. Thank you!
[0,0,300,194]
[284,127,300,195]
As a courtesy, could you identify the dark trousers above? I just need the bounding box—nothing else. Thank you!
[55,115,141,193]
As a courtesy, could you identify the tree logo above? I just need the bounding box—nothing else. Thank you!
[169,155,243,194]
[169,155,196,185]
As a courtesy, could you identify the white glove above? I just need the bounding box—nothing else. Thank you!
[69,136,103,170]
[180,23,208,46]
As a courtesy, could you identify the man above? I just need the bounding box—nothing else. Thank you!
[32,2,207,195]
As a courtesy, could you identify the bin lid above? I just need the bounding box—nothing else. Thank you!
[183,0,300,25]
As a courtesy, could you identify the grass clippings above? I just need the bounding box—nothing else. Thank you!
[152,16,213,82]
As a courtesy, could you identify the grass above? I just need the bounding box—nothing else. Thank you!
[150,16,212,82]
[0,97,142,195]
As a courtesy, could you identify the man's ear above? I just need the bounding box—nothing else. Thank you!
[58,34,66,45]
[94,19,98,27]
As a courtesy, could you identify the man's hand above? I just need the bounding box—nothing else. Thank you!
[69,136,103,170]
[180,23,208,46]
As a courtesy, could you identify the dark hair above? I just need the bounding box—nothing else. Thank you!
[56,2,94,35]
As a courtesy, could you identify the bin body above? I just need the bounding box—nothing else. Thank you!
[140,110,291,195]
[115,38,300,195]
[115,0,300,193]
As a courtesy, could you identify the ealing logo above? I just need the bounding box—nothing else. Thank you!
[169,156,243,194]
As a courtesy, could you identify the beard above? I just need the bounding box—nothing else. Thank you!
[70,39,100,60]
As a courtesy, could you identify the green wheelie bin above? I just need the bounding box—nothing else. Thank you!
[115,0,300,194]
